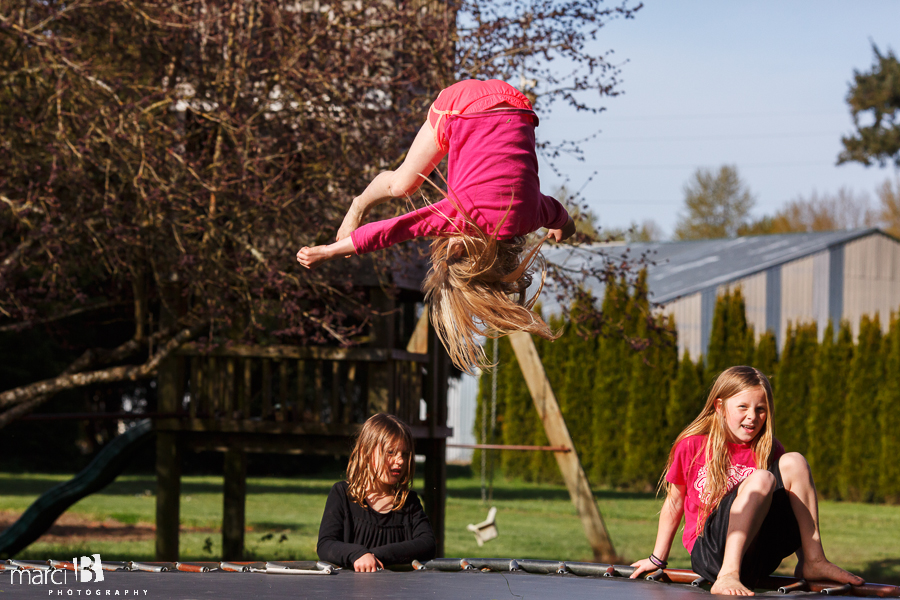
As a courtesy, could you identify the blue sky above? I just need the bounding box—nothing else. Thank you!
[534,1,900,238]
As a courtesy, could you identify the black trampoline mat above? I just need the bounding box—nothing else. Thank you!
[0,569,838,600]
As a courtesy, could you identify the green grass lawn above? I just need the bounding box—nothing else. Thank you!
[1,471,897,584]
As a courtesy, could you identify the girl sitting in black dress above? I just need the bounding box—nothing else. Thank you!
[317,413,436,571]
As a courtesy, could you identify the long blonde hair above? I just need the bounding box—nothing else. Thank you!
[422,195,559,374]
[662,365,775,537]
[346,413,415,511]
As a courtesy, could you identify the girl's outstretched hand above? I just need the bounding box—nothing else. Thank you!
[547,215,576,242]
[629,557,658,579]
[353,552,384,573]
[296,245,333,269]
[296,237,357,269]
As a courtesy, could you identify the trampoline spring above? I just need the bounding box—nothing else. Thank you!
[47,560,76,571]
[778,580,809,594]
[516,559,567,575]
[411,560,426,571]
[645,569,665,582]
[101,562,129,572]
[219,562,250,573]
[128,562,170,573]
[266,565,334,575]
[556,563,569,575]
[423,558,469,572]
[509,560,520,572]
[460,559,475,570]
[603,565,617,577]
[822,583,853,596]
[8,560,51,571]
[691,576,708,587]
[175,563,210,573]
[563,562,613,577]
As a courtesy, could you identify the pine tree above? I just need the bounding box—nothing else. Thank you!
[706,288,751,379]
[501,336,537,480]
[560,294,600,477]
[706,291,730,377]
[878,313,900,503]
[667,350,706,445]
[622,312,677,489]
[808,321,851,499]
[618,273,678,489]
[775,322,818,455]
[841,315,883,501]
[753,330,779,381]
[591,275,633,486]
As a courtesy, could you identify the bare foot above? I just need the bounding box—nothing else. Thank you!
[710,572,754,596]
[799,558,864,586]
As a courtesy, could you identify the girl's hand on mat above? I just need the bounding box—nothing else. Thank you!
[353,553,384,573]
[629,558,657,579]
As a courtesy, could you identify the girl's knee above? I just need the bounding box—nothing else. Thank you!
[779,452,810,477]
[741,468,776,495]
[778,452,812,486]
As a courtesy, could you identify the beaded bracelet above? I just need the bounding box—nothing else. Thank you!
[649,553,668,569]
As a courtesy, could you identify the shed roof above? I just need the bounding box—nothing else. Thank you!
[544,228,889,306]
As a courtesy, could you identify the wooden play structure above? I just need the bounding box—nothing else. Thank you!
[153,310,617,563]
[153,287,452,560]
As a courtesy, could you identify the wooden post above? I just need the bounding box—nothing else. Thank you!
[421,438,446,558]
[367,288,395,415]
[222,446,247,560]
[155,431,181,561]
[421,320,448,557]
[156,353,184,561]
[508,331,618,563]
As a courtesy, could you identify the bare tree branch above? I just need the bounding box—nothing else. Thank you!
[0,324,202,411]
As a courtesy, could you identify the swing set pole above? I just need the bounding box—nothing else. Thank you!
[508,331,618,563]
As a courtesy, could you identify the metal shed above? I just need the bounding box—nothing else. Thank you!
[544,229,900,359]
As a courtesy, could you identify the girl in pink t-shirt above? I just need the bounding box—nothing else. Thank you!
[296,80,575,373]
[630,366,862,596]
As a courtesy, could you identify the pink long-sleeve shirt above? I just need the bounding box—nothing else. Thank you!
[350,110,569,255]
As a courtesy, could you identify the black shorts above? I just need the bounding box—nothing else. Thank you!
[690,457,801,587]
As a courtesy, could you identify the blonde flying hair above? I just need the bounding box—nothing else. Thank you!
[661,365,776,537]
[421,187,559,375]
[346,413,415,511]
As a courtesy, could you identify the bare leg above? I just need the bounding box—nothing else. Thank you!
[779,453,864,585]
[710,470,776,596]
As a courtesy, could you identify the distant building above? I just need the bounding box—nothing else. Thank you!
[447,373,478,464]
[544,229,900,359]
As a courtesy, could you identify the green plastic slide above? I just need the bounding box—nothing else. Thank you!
[0,419,154,558]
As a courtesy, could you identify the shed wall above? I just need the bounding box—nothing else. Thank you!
[843,234,900,338]
[780,254,819,336]
[663,293,702,360]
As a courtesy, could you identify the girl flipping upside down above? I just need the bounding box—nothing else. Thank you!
[296,79,575,373]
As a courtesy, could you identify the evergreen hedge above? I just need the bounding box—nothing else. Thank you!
[473,275,900,502]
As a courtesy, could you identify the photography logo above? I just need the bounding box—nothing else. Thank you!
[74,554,105,583]
[9,554,104,586]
